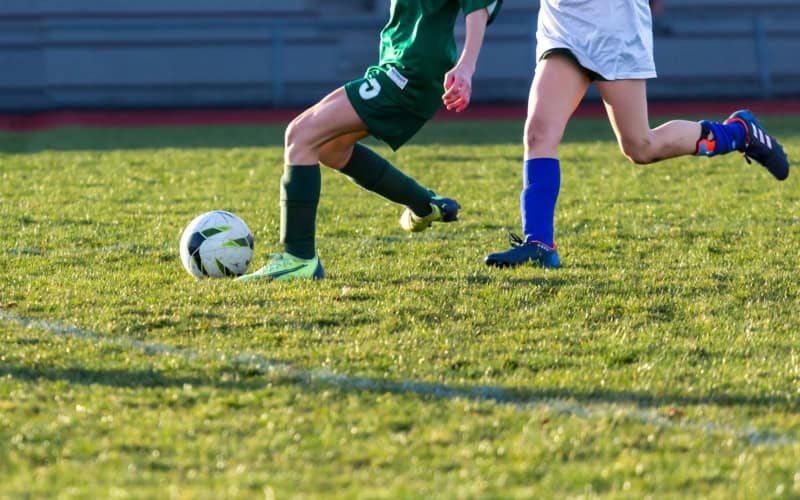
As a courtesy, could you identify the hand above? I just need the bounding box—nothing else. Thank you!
[442,65,474,113]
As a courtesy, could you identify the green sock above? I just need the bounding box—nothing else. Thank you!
[340,143,432,217]
[280,164,320,259]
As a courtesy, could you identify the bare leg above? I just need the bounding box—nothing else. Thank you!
[285,87,369,166]
[525,55,591,159]
[294,88,436,221]
[319,131,370,170]
[596,79,701,164]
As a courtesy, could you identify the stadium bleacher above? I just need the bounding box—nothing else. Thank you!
[0,0,798,111]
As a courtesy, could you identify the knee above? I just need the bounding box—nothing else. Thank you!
[619,136,658,165]
[524,119,563,156]
[284,114,319,164]
[284,115,308,151]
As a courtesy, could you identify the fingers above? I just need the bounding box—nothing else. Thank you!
[444,91,470,112]
[444,94,470,112]
[443,73,466,94]
[447,95,470,112]
[444,73,456,91]
[443,88,471,112]
[442,74,472,112]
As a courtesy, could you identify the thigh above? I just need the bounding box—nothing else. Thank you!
[526,54,591,158]
[595,79,650,146]
[598,78,702,162]
[286,86,368,157]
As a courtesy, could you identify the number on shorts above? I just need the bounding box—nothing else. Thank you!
[358,78,381,100]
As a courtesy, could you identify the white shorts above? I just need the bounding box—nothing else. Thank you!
[536,0,657,80]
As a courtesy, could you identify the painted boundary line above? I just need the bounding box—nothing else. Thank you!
[0,308,795,447]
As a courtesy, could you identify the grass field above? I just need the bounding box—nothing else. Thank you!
[1,114,800,498]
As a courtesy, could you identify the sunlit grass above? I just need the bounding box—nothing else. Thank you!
[1,116,799,497]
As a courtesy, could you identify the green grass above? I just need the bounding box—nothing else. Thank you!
[1,115,800,498]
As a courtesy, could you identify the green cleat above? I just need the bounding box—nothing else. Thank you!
[399,195,461,233]
[236,252,324,282]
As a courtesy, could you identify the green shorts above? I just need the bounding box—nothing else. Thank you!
[344,67,431,151]
[540,48,607,82]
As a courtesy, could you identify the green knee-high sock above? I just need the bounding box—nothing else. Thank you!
[280,164,320,259]
[340,143,433,217]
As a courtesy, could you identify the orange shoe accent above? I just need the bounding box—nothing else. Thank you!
[695,138,717,156]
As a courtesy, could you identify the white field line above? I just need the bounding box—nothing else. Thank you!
[1,309,795,447]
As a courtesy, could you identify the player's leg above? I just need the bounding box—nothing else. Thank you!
[318,132,370,170]
[284,87,369,166]
[319,132,454,232]
[523,54,591,159]
[521,54,590,247]
[597,80,789,179]
[596,78,704,164]
[486,54,590,268]
[239,87,367,282]
[335,140,460,232]
[332,73,460,233]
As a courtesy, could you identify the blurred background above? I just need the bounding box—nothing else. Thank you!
[1,0,799,112]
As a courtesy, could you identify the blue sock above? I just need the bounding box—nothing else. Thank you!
[696,120,747,156]
[521,158,560,247]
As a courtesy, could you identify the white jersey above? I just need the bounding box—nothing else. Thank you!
[536,0,657,80]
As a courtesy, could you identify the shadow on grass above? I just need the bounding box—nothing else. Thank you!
[3,360,797,416]
[0,364,174,387]
[369,275,569,288]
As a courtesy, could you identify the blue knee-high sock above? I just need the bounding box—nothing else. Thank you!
[521,158,560,247]
[696,120,747,157]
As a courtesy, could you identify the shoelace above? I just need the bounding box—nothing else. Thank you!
[508,232,556,250]
[743,139,777,165]
[742,128,778,165]
[508,232,526,247]
[742,132,761,165]
[265,253,285,268]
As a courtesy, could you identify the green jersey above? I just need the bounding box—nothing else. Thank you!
[373,0,501,118]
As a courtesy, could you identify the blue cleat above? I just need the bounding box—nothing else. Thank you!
[724,110,790,180]
[485,233,560,269]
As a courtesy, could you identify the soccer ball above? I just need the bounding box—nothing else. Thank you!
[179,210,254,278]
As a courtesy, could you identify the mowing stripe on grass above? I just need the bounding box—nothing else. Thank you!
[1,308,795,447]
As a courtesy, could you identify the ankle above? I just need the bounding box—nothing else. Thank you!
[413,205,434,218]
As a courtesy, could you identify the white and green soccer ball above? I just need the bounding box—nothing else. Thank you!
[179,210,254,278]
